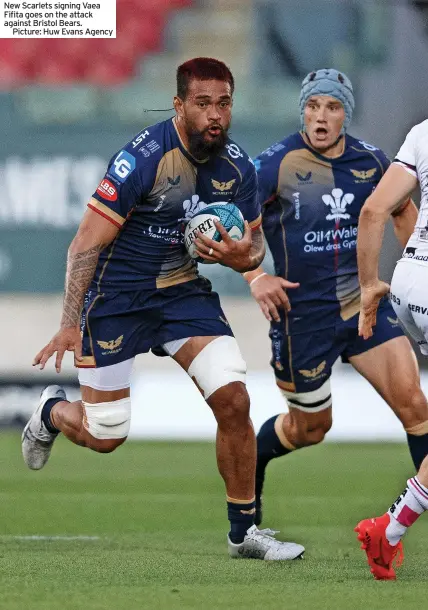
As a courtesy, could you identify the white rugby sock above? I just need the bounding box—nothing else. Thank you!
[386,477,428,545]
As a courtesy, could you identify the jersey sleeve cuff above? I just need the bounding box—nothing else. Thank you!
[88,198,125,228]
[393,159,417,178]
[249,214,262,231]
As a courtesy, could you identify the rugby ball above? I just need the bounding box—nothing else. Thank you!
[184,202,245,264]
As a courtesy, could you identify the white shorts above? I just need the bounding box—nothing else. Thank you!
[390,260,428,355]
[78,337,189,391]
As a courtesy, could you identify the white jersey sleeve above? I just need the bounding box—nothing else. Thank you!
[394,119,428,261]
[394,127,418,178]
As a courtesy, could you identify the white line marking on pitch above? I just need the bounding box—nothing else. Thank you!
[3,536,101,541]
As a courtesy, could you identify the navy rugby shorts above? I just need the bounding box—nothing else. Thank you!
[78,277,233,368]
[270,298,404,393]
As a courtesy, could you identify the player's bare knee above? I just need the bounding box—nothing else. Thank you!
[319,413,333,435]
[307,423,330,445]
[291,419,329,447]
[281,380,332,446]
[397,388,428,429]
[87,436,126,453]
[209,382,250,429]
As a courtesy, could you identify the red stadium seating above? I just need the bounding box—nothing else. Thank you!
[83,55,135,87]
[0,0,192,88]
[0,39,39,87]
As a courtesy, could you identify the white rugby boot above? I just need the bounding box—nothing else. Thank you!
[21,385,66,470]
[228,525,305,560]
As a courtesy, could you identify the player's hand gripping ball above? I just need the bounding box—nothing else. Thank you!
[184,202,245,264]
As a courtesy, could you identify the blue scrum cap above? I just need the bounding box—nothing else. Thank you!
[299,68,355,134]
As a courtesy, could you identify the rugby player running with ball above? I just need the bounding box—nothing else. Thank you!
[24,57,304,561]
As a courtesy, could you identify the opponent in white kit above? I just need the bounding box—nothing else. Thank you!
[356,119,428,580]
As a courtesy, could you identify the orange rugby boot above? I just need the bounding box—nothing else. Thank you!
[354,513,404,580]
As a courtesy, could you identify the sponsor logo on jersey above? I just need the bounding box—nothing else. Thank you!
[298,361,327,379]
[292,192,300,220]
[323,188,355,220]
[419,228,428,242]
[96,178,117,201]
[402,247,428,261]
[131,130,149,148]
[138,140,161,157]
[304,225,357,253]
[387,316,399,326]
[154,195,166,212]
[350,167,377,182]
[211,178,236,194]
[182,194,208,221]
[168,175,181,187]
[97,334,124,355]
[226,143,243,159]
[295,171,312,184]
[111,150,136,183]
[261,143,285,157]
[142,225,182,244]
[358,140,379,152]
[408,303,428,315]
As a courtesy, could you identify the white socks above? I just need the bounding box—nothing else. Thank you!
[386,477,428,545]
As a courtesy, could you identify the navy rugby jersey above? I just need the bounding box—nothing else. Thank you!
[255,132,389,334]
[89,117,261,291]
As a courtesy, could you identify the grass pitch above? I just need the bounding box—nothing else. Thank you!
[0,434,426,609]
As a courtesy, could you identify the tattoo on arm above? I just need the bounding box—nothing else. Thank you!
[248,229,266,270]
[60,245,103,328]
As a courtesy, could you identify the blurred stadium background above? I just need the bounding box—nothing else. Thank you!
[2,0,428,439]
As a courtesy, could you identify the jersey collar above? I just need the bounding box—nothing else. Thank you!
[300,131,347,160]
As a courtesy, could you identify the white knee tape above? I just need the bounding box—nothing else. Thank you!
[280,379,332,413]
[188,336,246,400]
[82,397,131,440]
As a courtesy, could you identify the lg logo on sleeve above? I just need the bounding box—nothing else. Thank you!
[111,151,136,182]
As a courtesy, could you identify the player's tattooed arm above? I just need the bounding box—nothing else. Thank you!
[33,208,119,372]
[246,227,266,271]
[60,208,120,328]
[60,245,104,328]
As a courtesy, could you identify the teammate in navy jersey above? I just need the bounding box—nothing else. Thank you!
[23,58,304,561]
[243,69,428,527]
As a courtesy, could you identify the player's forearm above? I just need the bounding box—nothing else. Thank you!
[357,206,387,288]
[60,236,103,328]
[392,199,418,248]
[243,229,266,272]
